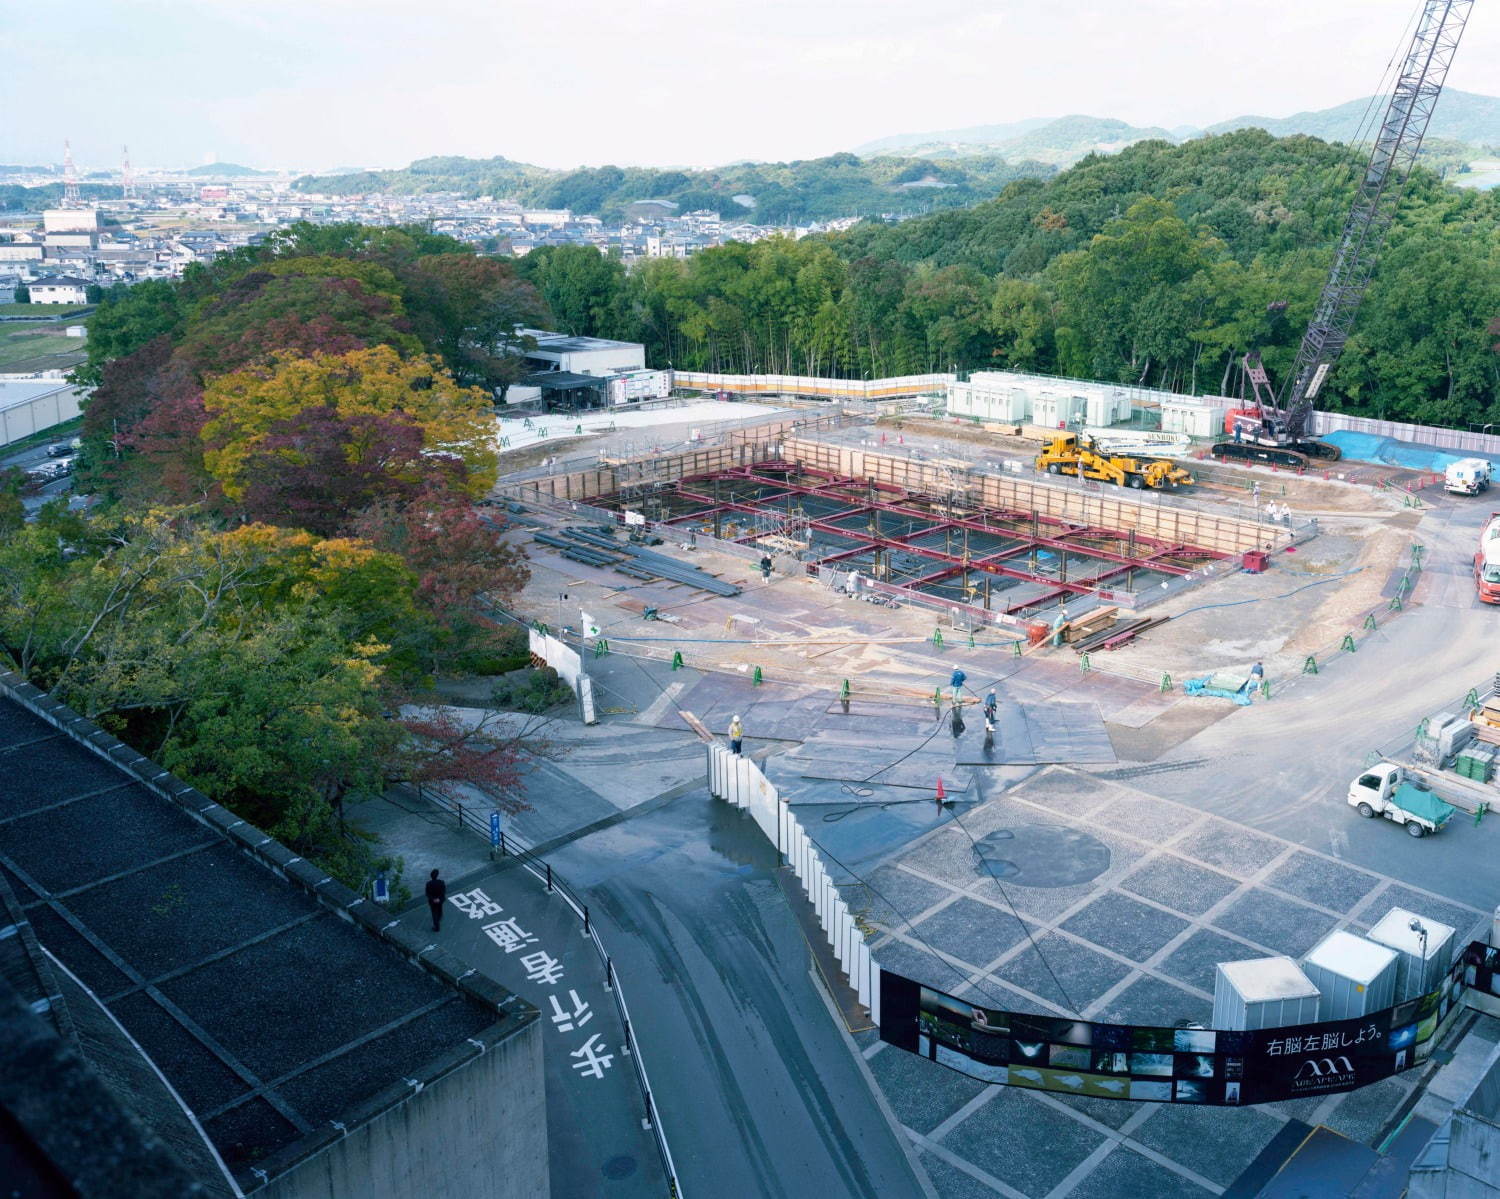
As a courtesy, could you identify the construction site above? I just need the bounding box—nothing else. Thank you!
[470,4,1500,1196]
[490,380,1500,1199]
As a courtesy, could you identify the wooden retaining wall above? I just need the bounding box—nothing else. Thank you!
[500,431,1280,555]
[780,438,1278,555]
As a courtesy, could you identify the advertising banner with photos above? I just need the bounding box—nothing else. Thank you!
[877,942,1497,1106]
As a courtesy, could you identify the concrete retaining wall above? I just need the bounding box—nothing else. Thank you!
[259,1024,546,1199]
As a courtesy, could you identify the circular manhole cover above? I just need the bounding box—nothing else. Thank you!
[602,1155,638,1180]
[974,825,1110,888]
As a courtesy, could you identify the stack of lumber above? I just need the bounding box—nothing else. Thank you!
[1061,607,1117,644]
[1472,697,1500,745]
[1072,614,1170,652]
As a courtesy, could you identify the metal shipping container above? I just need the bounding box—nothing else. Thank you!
[1301,930,1398,1021]
[1367,907,1457,1002]
[1213,957,1323,1031]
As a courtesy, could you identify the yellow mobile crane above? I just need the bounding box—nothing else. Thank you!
[1035,432,1194,490]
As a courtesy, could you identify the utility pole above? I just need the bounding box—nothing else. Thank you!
[121,145,136,200]
[62,140,81,207]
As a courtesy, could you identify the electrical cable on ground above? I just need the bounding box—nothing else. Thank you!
[945,801,1085,1021]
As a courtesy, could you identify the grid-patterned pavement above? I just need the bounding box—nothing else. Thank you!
[846,764,1492,1198]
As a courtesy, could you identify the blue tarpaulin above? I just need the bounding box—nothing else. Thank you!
[1183,676,1254,705]
[1320,430,1500,474]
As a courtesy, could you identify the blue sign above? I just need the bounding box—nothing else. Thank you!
[372,873,389,904]
[490,811,501,848]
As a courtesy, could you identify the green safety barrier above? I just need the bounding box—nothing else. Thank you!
[1303,657,1319,675]
[594,639,609,657]
[1412,544,1425,567]
[1012,640,1023,658]
[1080,653,1092,675]
[932,629,944,648]
[1416,717,1430,738]
[1477,802,1489,828]
[840,679,851,700]
[1464,688,1480,709]
[968,632,976,649]
[1260,679,1271,700]
[753,666,763,685]
[932,688,943,708]
[1160,673,1172,693]
[1364,613,1378,631]
[1341,634,1357,653]
[1388,595,1403,611]
[575,424,583,434]
[671,651,683,670]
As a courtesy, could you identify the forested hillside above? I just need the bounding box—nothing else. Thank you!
[293,153,1054,224]
[522,130,1500,428]
[0,224,552,893]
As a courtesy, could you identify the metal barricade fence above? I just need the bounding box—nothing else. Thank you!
[705,744,879,1022]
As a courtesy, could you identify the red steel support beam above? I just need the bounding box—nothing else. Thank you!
[714,468,1215,570]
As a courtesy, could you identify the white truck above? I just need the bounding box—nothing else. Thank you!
[1347,762,1456,837]
[1444,457,1493,496]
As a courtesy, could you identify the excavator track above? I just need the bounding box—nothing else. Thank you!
[1209,440,1342,469]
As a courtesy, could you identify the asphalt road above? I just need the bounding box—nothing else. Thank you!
[1125,490,1500,919]
[544,788,928,1199]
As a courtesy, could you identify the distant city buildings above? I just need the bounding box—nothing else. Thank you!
[0,167,876,304]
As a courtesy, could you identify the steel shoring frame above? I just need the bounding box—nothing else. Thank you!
[689,466,1218,572]
[718,465,1214,563]
[680,495,1143,603]
[651,466,1225,614]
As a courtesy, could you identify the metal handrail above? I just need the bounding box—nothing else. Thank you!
[428,794,683,1196]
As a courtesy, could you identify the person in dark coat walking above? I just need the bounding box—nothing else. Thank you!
[426,869,447,932]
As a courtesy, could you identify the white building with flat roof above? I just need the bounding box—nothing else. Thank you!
[517,329,645,376]
[0,378,86,447]
[43,209,101,233]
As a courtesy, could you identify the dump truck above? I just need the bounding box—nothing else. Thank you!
[1035,433,1193,490]
[1347,762,1456,838]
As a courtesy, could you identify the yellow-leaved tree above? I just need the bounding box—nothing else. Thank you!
[200,345,498,501]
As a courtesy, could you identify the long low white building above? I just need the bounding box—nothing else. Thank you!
[0,378,86,447]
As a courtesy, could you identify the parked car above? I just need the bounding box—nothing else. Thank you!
[46,437,80,457]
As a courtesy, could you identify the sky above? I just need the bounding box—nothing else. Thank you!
[3,0,1497,173]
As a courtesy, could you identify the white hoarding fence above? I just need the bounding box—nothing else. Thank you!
[706,744,879,1022]
[527,627,598,725]
[674,371,954,402]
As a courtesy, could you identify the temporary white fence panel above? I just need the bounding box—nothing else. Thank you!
[527,628,599,725]
[708,745,879,1020]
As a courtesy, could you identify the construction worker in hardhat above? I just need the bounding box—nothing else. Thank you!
[728,714,744,755]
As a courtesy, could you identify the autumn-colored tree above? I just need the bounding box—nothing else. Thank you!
[200,345,498,502]
[398,253,550,390]
[238,405,428,535]
[349,488,530,671]
[174,272,419,381]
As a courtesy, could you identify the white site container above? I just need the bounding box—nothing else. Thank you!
[1032,391,1087,430]
[1213,957,1323,1031]
[1161,398,1222,439]
[1084,391,1115,428]
[1301,930,1399,1021]
[1367,907,1458,1002]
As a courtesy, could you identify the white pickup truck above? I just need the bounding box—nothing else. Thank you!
[1348,762,1457,837]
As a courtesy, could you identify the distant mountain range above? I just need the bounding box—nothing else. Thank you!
[853,89,1500,164]
[184,162,274,177]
